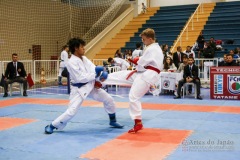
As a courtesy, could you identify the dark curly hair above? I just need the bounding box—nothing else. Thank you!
[68,38,86,54]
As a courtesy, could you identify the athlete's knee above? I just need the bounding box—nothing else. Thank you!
[99,94,114,110]
[66,108,78,117]
[129,93,137,103]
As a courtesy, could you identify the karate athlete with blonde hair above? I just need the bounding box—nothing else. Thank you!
[127,28,163,133]
[45,38,123,134]
[103,28,163,133]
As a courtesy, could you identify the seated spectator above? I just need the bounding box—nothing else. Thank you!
[218,54,227,66]
[202,42,215,58]
[123,49,128,59]
[215,39,223,51]
[174,57,202,100]
[177,55,188,73]
[162,57,177,72]
[229,50,235,56]
[108,57,130,70]
[161,44,169,59]
[228,49,238,63]
[209,37,217,51]
[125,49,132,59]
[3,53,28,97]
[234,47,240,65]
[173,46,184,69]
[183,46,195,58]
[114,49,123,58]
[223,54,239,66]
[167,52,173,60]
[233,47,240,58]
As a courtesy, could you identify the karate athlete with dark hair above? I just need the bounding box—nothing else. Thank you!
[45,38,123,134]
[103,28,163,133]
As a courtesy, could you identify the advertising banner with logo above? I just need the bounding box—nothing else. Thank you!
[159,72,183,90]
[210,66,240,100]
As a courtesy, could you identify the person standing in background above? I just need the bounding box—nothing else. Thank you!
[197,31,205,52]
[173,46,184,69]
[132,42,142,59]
[141,3,147,14]
[58,45,69,85]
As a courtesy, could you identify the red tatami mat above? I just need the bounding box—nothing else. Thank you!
[81,128,192,160]
[0,117,36,131]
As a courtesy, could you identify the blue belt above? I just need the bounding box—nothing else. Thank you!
[71,82,87,88]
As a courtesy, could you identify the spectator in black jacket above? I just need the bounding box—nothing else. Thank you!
[209,37,216,51]
[218,54,227,66]
[203,42,215,81]
[3,53,28,97]
[173,46,184,69]
[203,42,215,58]
[197,31,205,51]
[223,54,239,66]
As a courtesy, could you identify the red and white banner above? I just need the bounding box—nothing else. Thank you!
[210,66,240,100]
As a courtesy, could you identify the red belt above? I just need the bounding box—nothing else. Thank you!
[126,66,160,80]
[145,66,160,74]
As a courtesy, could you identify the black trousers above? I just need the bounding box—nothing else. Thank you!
[4,77,27,93]
[177,78,201,96]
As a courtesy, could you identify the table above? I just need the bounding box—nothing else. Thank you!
[159,72,183,90]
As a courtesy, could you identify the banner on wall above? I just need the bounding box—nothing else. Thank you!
[210,66,240,100]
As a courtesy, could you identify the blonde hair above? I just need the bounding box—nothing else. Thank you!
[140,28,155,40]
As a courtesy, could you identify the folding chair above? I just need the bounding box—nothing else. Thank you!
[9,82,23,96]
[182,82,197,99]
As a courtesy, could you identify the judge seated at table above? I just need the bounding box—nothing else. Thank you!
[174,57,202,100]
[162,57,177,72]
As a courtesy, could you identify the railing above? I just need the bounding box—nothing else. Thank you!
[1,60,60,83]
[33,60,59,83]
[171,3,204,52]
[195,58,219,83]
[92,59,107,66]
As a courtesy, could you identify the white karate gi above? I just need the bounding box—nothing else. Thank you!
[113,57,130,70]
[58,50,69,77]
[129,43,163,119]
[104,43,163,120]
[52,55,116,130]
